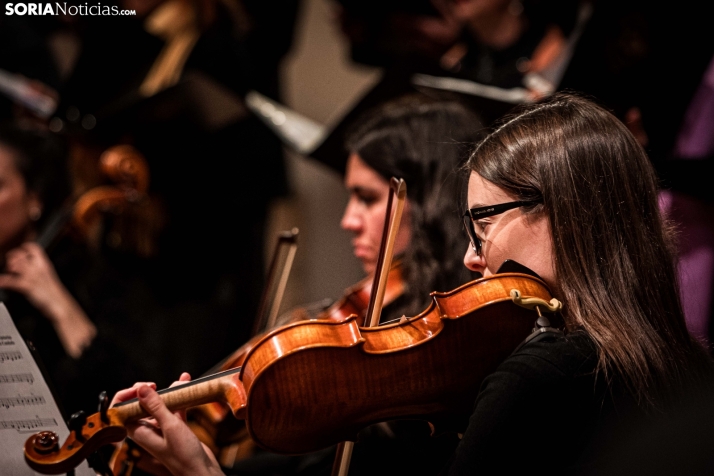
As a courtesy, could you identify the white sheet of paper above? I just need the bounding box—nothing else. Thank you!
[0,303,95,476]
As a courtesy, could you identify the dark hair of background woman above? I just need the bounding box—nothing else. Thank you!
[0,122,71,233]
[466,91,712,406]
[344,94,484,319]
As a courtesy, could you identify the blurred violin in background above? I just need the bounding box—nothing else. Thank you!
[21,141,159,262]
[68,143,162,258]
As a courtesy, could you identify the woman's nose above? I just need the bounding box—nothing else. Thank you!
[463,245,486,274]
[340,199,361,233]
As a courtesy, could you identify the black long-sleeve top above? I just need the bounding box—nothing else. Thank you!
[441,330,714,475]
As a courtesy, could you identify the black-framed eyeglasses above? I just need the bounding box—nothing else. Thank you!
[462,201,540,256]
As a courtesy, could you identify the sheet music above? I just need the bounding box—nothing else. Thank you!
[411,73,533,104]
[0,304,94,475]
[245,90,327,156]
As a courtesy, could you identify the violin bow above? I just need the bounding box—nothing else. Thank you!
[202,228,299,377]
[252,228,300,335]
[332,177,407,476]
[365,178,408,327]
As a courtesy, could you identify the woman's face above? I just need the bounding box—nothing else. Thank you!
[341,153,412,276]
[0,146,40,255]
[463,172,556,289]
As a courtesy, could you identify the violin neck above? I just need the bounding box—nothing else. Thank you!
[110,368,246,424]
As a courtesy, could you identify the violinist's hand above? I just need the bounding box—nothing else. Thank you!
[0,242,96,358]
[112,373,225,476]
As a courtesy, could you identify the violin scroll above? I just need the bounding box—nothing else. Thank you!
[70,144,163,257]
[72,145,151,240]
[24,411,128,475]
[98,144,150,195]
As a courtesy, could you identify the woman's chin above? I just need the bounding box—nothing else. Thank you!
[361,262,376,277]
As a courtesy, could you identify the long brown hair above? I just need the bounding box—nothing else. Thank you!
[466,91,709,405]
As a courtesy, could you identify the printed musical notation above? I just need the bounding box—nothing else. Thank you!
[0,417,56,433]
[0,351,22,363]
[0,304,94,474]
[0,373,33,385]
[0,395,45,409]
[0,335,15,346]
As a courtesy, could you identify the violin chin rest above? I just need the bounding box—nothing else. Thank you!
[496,260,540,278]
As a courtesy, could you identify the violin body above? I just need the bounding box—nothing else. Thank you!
[24,272,559,474]
[240,272,552,454]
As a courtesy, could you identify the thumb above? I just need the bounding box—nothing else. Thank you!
[137,384,175,425]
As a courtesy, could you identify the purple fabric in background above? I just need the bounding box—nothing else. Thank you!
[660,190,714,345]
[662,54,714,346]
[675,56,714,159]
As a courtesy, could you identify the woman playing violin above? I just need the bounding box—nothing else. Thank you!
[446,91,714,474]
[110,91,714,475]
[339,94,482,324]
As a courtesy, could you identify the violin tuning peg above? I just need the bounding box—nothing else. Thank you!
[68,410,87,442]
[98,390,109,424]
[30,430,60,455]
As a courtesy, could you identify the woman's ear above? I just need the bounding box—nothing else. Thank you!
[27,193,43,222]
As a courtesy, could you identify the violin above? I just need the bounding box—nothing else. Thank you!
[23,271,561,474]
[22,143,151,253]
[69,144,159,257]
[72,144,149,234]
